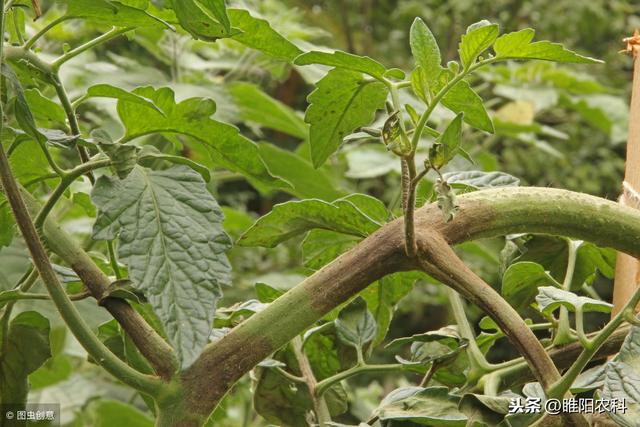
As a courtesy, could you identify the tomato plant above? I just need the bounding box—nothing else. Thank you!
[0,1,639,426]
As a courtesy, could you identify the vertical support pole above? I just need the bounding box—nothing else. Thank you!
[612,31,640,316]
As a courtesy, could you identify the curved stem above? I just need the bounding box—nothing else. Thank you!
[315,363,403,397]
[292,337,331,426]
[24,15,71,49]
[51,27,133,70]
[181,187,640,418]
[554,240,579,345]
[33,158,111,229]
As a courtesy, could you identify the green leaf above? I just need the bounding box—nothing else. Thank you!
[81,399,154,427]
[228,8,302,61]
[91,166,232,368]
[361,272,421,345]
[196,0,230,33]
[442,78,494,133]
[302,230,360,269]
[0,203,14,249]
[91,129,139,179]
[410,18,442,82]
[62,0,170,28]
[375,386,467,426]
[0,311,51,404]
[294,50,387,80]
[173,0,238,40]
[258,143,344,201]
[535,286,613,315]
[493,29,602,64]
[335,297,376,350]
[137,145,211,182]
[459,21,499,70]
[429,113,463,168]
[305,68,388,167]
[502,262,559,311]
[238,194,385,248]
[24,89,67,128]
[229,82,307,139]
[459,393,512,426]
[443,170,520,191]
[601,326,640,426]
[85,84,165,115]
[116,86,287,192]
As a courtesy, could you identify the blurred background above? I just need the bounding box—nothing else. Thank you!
[1,0,639,425]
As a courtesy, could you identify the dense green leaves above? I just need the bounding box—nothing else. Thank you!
[238,194,386,247]
[91,166,232,368]
[459,21,499,70]
[410,18,442,81]
[493,28,601,63]
[116,86,287,192]
[0,311,51,404]
[304,68,388,167]
[294,50,387,80]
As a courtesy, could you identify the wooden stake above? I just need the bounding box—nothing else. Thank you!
[612,31,640,316]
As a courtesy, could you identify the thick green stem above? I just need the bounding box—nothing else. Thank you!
[181,187,640,419]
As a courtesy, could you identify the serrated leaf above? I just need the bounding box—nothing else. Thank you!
[442,78,494,133]
[335,297,376,350]
[493,28,602,64]
[85,84,165,115]
[502,262,559,311]
[375,386,466,425]
[535,286,612,315]
[228,8,302,61]
[196,0,230,32]
[305,68,388,167]
[116,86,287,192]
[229,82,307,139]
[0,311,51,405]
[429,113,463,168]
[238,193,385,248]
[410,18,442,82]
[294,50,387,80]
[459,21,499,70]
[443,170,519,190]
[91,166,232,368]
